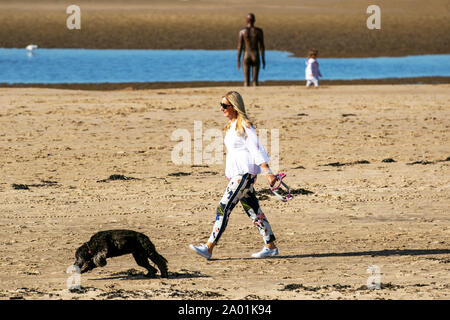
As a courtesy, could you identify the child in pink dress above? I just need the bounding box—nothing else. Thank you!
[305,49,322,87]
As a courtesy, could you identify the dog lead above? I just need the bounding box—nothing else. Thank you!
[270,172,293,202]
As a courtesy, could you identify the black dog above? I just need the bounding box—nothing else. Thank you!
[74,230,168,278]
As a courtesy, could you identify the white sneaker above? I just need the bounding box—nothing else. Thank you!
[252,246,279,258]
[189,244,212,260]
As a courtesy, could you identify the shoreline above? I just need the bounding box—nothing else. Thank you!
[2,47,450,57]
[1,77,449,91]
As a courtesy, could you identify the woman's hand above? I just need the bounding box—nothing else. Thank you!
[260,163,277,187]
[266,173,277,187]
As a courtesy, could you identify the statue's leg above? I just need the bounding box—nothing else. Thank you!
[252,63,260,86]
[242,61,250,87]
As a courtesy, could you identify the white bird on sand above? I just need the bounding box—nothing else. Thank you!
[26,44,38,51]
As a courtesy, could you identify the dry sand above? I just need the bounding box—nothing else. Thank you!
[0,84,449,300]
[1,0,449,57]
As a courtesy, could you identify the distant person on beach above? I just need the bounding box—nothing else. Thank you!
[237,13,266,87]
[190,91,279,259]
[305,49,322,87]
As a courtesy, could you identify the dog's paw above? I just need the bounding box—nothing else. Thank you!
[144,272,157,278]
[160,269,169,278]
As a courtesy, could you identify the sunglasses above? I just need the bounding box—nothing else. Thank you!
[220,103,233,109]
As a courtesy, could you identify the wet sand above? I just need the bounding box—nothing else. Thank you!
[1,0,449,57]
[0,84,449,299]
[1,77,450,91]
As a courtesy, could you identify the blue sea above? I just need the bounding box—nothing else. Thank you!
[0,48,449,83]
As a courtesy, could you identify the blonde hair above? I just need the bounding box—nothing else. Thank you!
[223,91,254,137]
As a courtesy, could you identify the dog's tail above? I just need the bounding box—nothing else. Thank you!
[141,236,168,278]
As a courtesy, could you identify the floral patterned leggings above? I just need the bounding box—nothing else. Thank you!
[208,173,276,245]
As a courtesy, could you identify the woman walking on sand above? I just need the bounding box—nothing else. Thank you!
[189,91,279,259]
[305,49,322,87]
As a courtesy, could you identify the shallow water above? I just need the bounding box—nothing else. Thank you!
[1,49,449,83]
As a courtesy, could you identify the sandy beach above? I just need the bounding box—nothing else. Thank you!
[0,84,449,300]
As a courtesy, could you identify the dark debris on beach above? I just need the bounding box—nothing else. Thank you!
[97,174,139,182]
[12,180,58,190]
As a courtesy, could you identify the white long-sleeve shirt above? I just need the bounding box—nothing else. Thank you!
[305,58,322,80]
[224,120,270,179]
